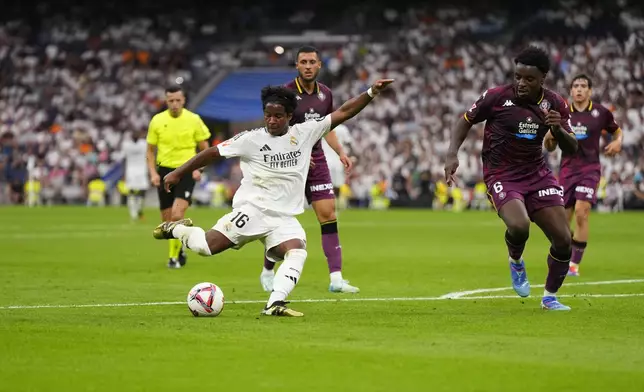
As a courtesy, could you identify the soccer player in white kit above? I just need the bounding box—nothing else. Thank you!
[153,80,394,317]
[122,130,149,221]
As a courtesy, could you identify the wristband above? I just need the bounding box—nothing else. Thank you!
[367,87,375,98]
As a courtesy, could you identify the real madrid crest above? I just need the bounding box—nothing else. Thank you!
[290,136,298,146]
[539,100,551,112]
[318,91,326,101]
[591,109,600,118]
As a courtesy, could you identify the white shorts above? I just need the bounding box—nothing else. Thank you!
[327,159,346,188]
[126,172,149,191]
[212,203,306,262]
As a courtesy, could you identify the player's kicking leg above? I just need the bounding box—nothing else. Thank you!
[154,207,305,317]
[496,198,532,298]
[532,206,573,311]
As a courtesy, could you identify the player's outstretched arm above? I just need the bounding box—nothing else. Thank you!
[329,79,394,129]
[162,146,221,192]
[444,116,473,186]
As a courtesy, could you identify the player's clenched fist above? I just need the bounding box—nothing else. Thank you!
[543,110,562,127]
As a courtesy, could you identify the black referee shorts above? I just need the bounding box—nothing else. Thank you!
[156,166,195,210]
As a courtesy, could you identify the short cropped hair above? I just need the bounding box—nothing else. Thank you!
[296,45,320,60]
[514,46,551,75]
[165,85,184,94]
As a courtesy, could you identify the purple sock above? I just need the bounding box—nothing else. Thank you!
[545,247,571,294]
[505,230,527,261]
[571,239,587,265]
[321,220,342,273]
[263,255,274,270]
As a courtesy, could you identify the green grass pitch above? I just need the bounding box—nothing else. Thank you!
[1,207,643,391]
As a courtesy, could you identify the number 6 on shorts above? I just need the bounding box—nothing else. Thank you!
[493,181,504,194]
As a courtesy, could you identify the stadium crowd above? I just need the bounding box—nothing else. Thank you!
[1,1,643,210]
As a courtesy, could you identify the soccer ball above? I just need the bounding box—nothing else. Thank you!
[187,282,225,317]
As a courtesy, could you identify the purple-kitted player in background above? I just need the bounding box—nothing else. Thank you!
[544,74,623,277]
[259,46,360,294]
[444,46,579,311]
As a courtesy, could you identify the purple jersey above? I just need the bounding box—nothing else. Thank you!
[560,101,620,174]
[464,84,574,182]
[559,101,619,207]
[284,78,334,159]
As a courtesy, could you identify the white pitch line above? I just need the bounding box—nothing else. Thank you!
[439,279,644,299]
[460,293,644,300]
[2,289,644,310]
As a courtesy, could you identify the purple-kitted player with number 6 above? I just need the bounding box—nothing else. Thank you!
[444,46,579,311]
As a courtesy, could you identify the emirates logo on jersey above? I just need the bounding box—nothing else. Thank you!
[263,149,302,169]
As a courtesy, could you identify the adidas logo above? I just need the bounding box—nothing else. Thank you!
[259,144,272,152]
[503,100,514,107]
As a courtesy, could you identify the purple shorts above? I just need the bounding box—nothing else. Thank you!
[305,153,334,204]
[486,172,564,220]
[560,171,599,208]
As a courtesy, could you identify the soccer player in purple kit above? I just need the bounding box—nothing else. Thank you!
[444,46,579,310]
[544,74,622,277]
[259,46,360,294]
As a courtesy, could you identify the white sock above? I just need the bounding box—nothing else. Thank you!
[267,249,307,307]
[543,289,557,297]
[330,271,343,284]
[127,195,137,220]
[508,256,522,264]
[262,266,274,275]
[172,225,212,256]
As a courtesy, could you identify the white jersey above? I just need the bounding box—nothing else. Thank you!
[217,115,332,215]
[122,138,149,190]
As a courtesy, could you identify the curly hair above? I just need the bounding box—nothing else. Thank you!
[261,85,298,114]
[514,46,551,75]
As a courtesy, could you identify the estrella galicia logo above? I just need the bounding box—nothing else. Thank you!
[572,122,589,140]
[515,116,540,140]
